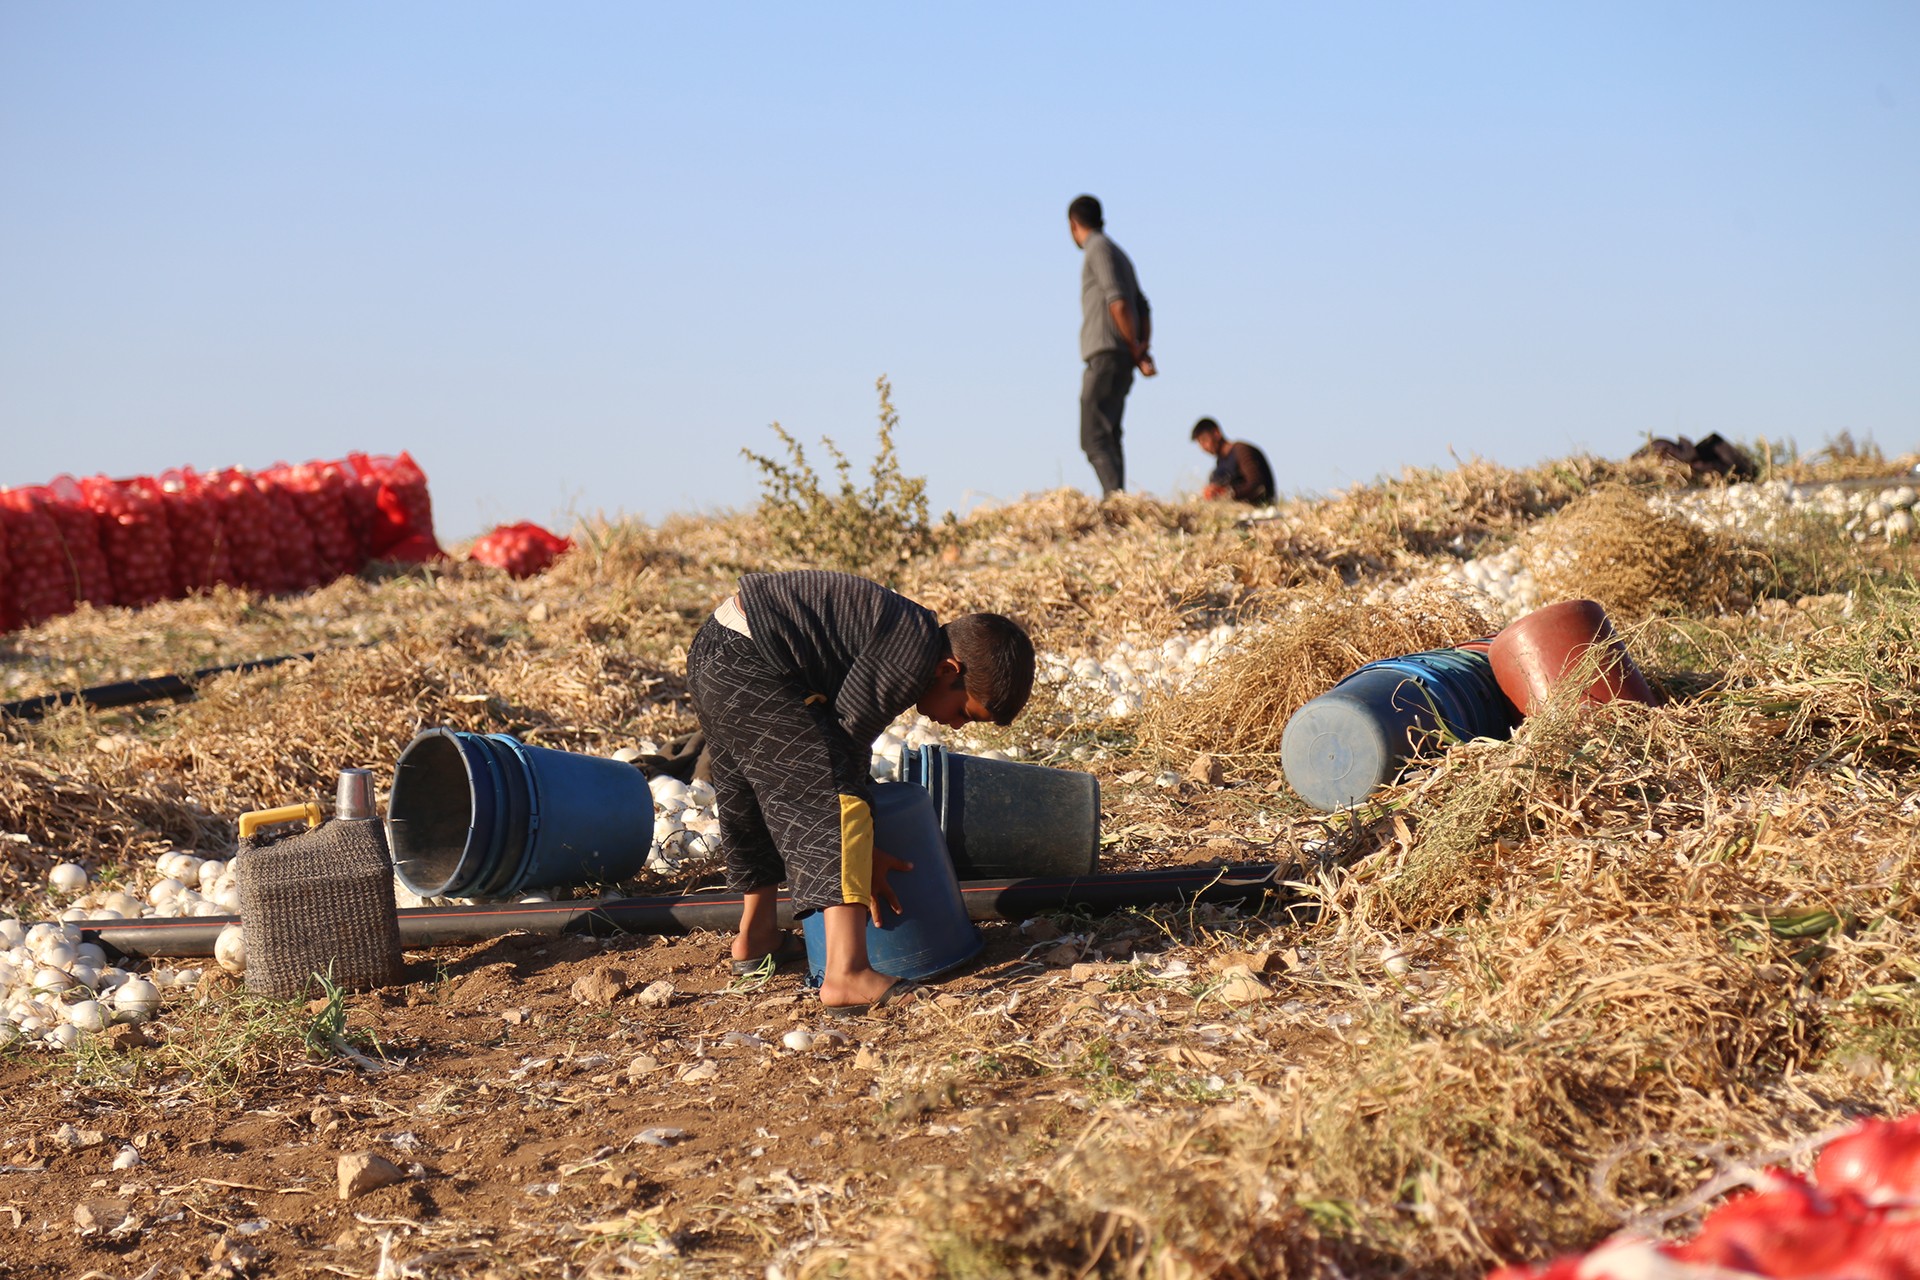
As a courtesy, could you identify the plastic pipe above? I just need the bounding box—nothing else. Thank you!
[79,862,1298,959]
[0,651,326,721]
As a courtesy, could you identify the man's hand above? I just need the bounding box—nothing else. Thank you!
[869,848,914,927]
[1136,350,1157,377]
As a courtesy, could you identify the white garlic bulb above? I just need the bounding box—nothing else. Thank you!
[213,925,246,975]
[47,863,89,895]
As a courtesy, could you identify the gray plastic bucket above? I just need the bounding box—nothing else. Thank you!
[800,782,982,983]
[898,745,1100,879]
[388,728,654,899]
[1280,648,1518,811]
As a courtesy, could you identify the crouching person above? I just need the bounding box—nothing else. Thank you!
[686,570,1035,1014]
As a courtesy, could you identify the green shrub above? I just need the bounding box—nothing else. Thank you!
[742,375,933,580]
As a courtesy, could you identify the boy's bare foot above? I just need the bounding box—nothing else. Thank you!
[730,924,787,964]
[819,968,901,1009]
[731,887,784,964]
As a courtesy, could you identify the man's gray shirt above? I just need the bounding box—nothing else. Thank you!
[1079,230,1150,362]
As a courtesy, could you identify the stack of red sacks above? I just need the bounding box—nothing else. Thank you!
[0,452,441,631]
[1490,1115,1920,1280]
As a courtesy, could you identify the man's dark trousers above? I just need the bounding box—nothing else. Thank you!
[1080,350,1133,496]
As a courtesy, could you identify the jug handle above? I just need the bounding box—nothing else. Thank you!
[239,802,323,841]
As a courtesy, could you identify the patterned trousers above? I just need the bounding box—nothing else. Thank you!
[685,618,875,914]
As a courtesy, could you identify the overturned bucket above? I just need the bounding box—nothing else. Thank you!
[1281,646,1519,811]
[801,781,982,983]
[1489,599,1658,715]
[898,745,1100,879]
[387,728,654,899]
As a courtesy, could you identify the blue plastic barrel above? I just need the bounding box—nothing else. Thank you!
[1280,648,1519,811]
[897,745,1100,879]
[801,781,983,984]
[388,728,654,899]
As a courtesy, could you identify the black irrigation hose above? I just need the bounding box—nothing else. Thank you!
[81,862,1302,959]
[1,651,326,721]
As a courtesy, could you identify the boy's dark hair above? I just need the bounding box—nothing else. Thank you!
[1067,194,1104,230]
[1191,417,1222,440]
[941,613,1036,726]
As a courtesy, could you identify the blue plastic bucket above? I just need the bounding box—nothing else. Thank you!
[800,782,983,984]
[1280,647,1519,811]
[897,745,1101,879]
[387,728,654,899]
[387,728,508,898]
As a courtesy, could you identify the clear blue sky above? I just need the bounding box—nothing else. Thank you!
[3,3,1915,541]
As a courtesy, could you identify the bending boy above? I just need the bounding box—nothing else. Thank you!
[686,570,1035,1011]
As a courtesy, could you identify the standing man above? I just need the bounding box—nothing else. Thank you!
[1069,194,1153,497]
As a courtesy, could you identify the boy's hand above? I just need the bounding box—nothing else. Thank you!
[869,848,914,927]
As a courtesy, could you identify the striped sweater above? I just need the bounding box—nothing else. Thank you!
[735,571,944,748]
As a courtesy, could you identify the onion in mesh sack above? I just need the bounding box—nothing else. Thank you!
[0,490,72,626]
[210,466,289,592]
[82,475,177,608]
[158,468,237,594]
[253,467,325,591]
[279,460,363,580]
[32,477,115,607]
[469,521,572,578]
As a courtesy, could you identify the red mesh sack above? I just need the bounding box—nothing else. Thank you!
[0,498,13,631]
[0,490,76,626]
[271,460,362,580]
[31,477,115,608]
[210,467,288,592]
[83,475,178,608]
[159,468,236,595]
[253,468,324,592]
[346,451,439,557]
[468,522,572,578]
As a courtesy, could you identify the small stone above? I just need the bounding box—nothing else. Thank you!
[679,1059,720,1083]
[55,1124,106,1150]
[1212,950,1285,975]
[501,1008,531,1026]
[1067,963,1113,982]
[527,602,550,623]
[1211,967,1274,1005]
[73,1198,134,1235]
[110,1146,141,1171]
[625,1055,661,1081]
[337,1151,407,1200]
[207,1236,262,1277]
[852,1046,880,1071]
[1020,918,1063,943]
[1187,753,1225,787]
[1040,943,1079,967]
[103,1024,156,1051]
[633,979,675,1008]
[780,1029,814,1052]
[569,968,630,1007]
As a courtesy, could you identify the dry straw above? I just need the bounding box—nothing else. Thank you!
[1137,583,1498,766]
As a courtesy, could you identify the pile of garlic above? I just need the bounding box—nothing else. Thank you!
[0,913,168,1052]
[1038,624,1243,720]
[1651,479,1918,544]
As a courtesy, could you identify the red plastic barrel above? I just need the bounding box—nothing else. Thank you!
[1489,599,1658,715]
